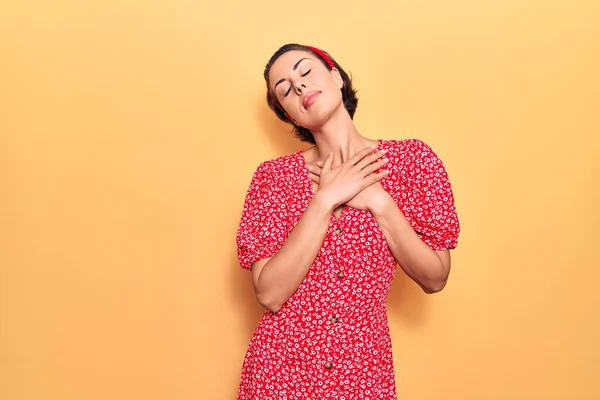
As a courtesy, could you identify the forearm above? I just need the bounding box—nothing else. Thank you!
[255,193,334,312]
[370,196,449,293]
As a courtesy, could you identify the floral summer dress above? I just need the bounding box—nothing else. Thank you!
[236,139,460,399]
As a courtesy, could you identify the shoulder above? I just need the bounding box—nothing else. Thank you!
[250,151,305,188]
[379,138,435,172]
[380,138,435,158]
[380,138,452,190]
[382,138,444,169]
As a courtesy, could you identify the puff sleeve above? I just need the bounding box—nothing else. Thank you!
[236,162,290,270]
[400,139,460,250]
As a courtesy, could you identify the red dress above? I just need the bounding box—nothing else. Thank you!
[236,139,460,399]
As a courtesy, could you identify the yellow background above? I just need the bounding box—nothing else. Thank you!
[1,0,599,399]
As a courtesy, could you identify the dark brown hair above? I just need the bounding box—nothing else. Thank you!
[264,44,359,144]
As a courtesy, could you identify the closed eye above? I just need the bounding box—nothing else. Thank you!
[283,70,311,97]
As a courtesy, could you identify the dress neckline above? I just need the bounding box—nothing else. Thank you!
[295,138,385,169]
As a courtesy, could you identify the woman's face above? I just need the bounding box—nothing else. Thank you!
[268,50,344,130]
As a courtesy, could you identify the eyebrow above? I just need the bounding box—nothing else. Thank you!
[273,58,310,91]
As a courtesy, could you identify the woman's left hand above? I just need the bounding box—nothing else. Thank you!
[307,161,392,212]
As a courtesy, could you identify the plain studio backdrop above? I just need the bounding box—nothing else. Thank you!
[1,0,598,399]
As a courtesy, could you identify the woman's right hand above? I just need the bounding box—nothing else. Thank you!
[314,146,389,210]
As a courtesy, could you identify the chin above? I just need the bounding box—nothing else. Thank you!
[301,101,344,130]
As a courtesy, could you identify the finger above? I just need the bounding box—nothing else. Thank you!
[348,145,379,166]
[362,169,389,187]
[309,173,320,184]
[322,152,334,172]
[359,157,389,177]
[355,149,387,171]
[307,164,322,176]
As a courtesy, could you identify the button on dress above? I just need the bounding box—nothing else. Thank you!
[236,139,460,399]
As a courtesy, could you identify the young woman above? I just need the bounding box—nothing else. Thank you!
[236,43,460,399]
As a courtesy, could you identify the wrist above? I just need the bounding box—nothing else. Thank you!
[312,191,337,214]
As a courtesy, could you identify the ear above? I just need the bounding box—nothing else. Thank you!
[330,68,344,89]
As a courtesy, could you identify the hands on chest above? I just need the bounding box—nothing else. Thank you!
[305,145,392,214]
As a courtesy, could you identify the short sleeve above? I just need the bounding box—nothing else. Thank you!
[236,162,290,270]
[401,139,460,251]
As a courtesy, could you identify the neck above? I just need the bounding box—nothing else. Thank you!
[311,107,377,166]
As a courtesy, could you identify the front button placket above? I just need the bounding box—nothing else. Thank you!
[326,212,349,376]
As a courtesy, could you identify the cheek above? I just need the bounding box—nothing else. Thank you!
[320,85,343,110]
[322,73,342,91]
[283,98,302,117]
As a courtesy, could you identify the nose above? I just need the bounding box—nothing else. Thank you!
[294,83,306,95]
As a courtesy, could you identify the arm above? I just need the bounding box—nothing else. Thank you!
[251,192,333,313]
[370,196,451,293]
[369,140,458,293]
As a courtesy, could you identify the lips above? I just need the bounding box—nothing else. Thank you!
[302,91,321,109]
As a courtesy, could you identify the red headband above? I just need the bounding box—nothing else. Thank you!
[304,45,335,68]
[268,45,335,117]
